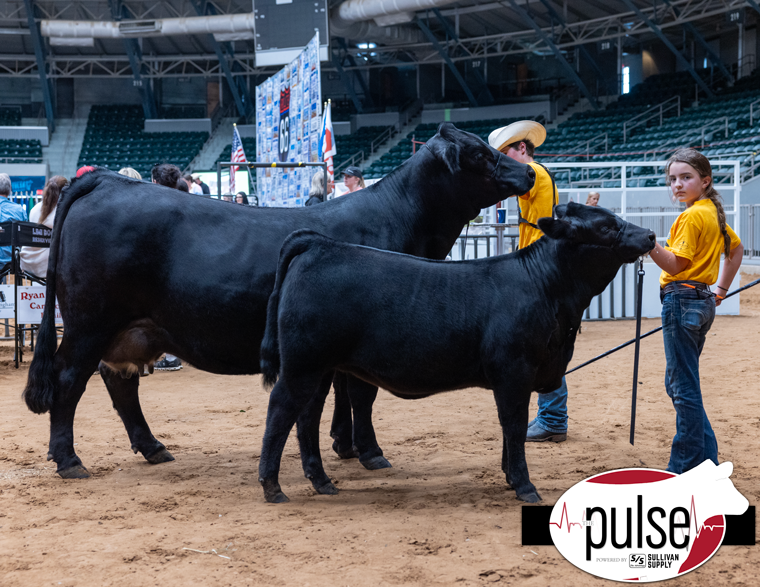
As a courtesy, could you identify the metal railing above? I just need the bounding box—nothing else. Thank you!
[642,117,729,161]
[750,98,760,127]
[334,150,364,174]
[567,133,608,159]
[623,96,681,143]
[370,124,397,155]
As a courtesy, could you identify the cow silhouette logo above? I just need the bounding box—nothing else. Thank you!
[550,461,748,582]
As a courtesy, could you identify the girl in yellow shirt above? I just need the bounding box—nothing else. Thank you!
[649,148,743,474]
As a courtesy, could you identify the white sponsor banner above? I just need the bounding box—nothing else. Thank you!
[0,284,13,319]
[16,285,62,324]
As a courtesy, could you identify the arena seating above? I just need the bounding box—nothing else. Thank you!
[159,105,207,119]
[363,117,542,179]
[0,139,42,163]
[77,105,208,179]
[333,125,388,170]
[0,107,22,126]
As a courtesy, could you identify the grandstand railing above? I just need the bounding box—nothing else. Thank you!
[370,125,397,155]
[642,117,729,161]
[750,98,760,127]
[623,96,680,143]
[335,150,364,174]
[568,133,608,159]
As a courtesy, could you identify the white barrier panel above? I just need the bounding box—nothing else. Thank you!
[15,286,63,324]
[0,284,13,319]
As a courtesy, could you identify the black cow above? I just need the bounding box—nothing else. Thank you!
[258,203,656,503]
[22,123,535,480]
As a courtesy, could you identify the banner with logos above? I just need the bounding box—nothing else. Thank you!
[255,32,322,207]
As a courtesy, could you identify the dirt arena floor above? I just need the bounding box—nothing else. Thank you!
[1,272,759,586]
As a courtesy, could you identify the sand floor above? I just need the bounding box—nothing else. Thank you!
[0,273,758,586]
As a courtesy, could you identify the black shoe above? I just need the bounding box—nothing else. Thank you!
[526,422,567,443]
[155,357,182,371]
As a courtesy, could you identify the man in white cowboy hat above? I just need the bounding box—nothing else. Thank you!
[489,119,568,444]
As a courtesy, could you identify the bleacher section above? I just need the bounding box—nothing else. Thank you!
[0,107,22,126]
[0,139,42,163]
[334,126,387,169]
[77,105,208,179]
[159,105,207,119]
[364,118,540,179]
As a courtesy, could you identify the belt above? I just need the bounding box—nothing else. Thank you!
[661,280,711,296]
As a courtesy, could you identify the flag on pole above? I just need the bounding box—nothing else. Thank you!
[319,100,336,196]
[230,123,247,194]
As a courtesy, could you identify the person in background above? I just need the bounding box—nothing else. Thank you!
[235,192,249,205]
[176,179,190,193]
[222,194,233,202]
[342,166,365,194]
[193,174,210,195]
[489,120,568,443]
[648,148,743,474]
[184,174,202,194]
[586,191,600,206]
[305,171,325,206]
[150,163,183,372]
[0,172,28,275]
[20,175,67,278]
[118,167,142,180]
[152,164,181,188]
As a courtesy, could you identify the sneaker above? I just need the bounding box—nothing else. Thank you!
[526,421,567,443]
[154,357,182,371]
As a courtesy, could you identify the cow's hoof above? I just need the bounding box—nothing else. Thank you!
[145,447,175,464]
[261,479,289,503]
[360,455,392,470]
[58,464,90,479]
[516,490,542,503]
[315,481,339,495]
[332,440,359,459]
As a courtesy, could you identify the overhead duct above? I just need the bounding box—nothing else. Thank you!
[337,0,458,25]
[329,12,423,44]
[41,13,256,40]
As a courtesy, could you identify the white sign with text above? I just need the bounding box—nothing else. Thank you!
[16,285,62,325]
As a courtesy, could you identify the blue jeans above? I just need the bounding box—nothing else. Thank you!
[534,377,568,433]
[661,289,718,474]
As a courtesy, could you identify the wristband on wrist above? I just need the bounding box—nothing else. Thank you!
[716,285,728,292]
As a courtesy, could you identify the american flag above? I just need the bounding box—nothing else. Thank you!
[230,124,247,193]
[319,101,336,194]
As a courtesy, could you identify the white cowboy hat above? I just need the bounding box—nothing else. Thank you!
[488,120,547,152]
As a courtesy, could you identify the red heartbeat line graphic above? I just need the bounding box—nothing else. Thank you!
[550,502,586,533]
[550,496,726,542]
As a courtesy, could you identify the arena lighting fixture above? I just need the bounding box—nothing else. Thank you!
[49,36,94,46]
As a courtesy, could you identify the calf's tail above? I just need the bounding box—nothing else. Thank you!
[260,229,328,388]
[23,170,106,414]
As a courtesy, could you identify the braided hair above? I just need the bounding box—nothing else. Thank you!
[666,148,731,258]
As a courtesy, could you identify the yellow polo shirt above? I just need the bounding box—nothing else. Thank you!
[659,198,741,287]
[518,162,558,250]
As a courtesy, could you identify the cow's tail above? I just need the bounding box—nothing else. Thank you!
[23,170,107,414]
[260,229,327,389]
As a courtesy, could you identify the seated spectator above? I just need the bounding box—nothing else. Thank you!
[119,167,142,180]
[235,192,249,205]
[152,163,181,188]
[20,175,67,278]
[305,171,325,207]
[0,172,28,275]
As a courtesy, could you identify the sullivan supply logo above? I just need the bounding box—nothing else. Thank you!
[550,461,748,582]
